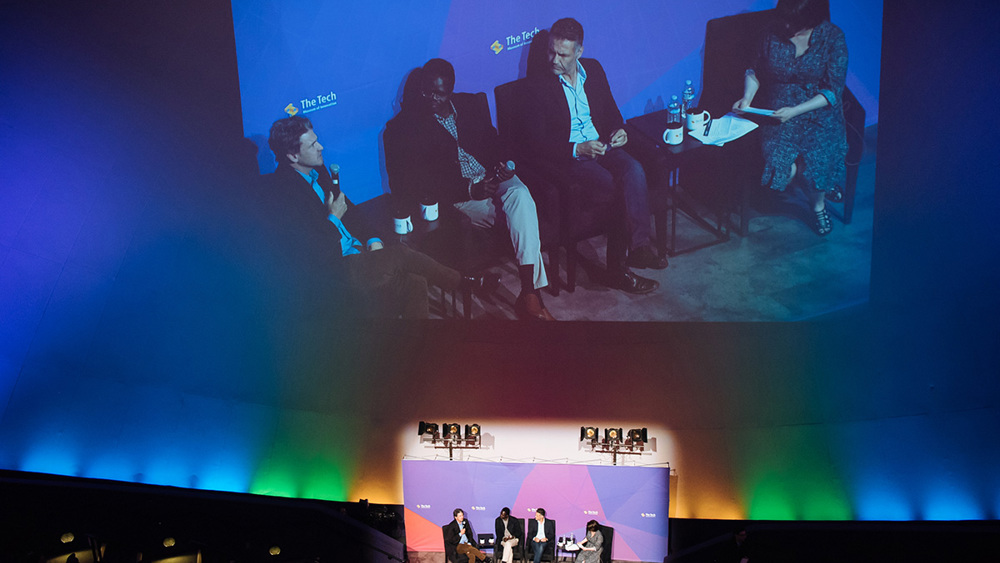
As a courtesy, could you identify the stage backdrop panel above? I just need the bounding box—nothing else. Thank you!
[402,459,669,562]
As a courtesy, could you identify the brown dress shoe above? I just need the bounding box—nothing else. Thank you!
[515,292,556,320]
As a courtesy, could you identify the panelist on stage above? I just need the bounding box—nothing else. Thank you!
[526,507,555,563]
[444,508,492,563]
[495,507,523,563]
[519,17,667,295]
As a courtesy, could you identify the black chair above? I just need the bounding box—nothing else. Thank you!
[495,79,617,294]
[699,8,865,230]
[596,524,614,563]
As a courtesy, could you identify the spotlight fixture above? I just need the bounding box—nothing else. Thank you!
[465,424,481,444]
[627,428,648,443]
[581,426,652,465]
[444,423,462,440]
[418,421,440,438]
[61,533,75,544]
[605,427,623,444]
[163,537,176,548]
[418,421,483,459]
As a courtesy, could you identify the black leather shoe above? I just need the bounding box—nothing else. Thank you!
[460,272,501,296]
[610,270,659,294]
[626,246,668,270]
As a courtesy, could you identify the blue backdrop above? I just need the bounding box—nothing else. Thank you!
[233,0,882,202]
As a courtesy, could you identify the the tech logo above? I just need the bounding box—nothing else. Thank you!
[491,25,540,55]
[284,103,299,116]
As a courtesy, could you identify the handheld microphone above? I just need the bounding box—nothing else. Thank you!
[328,163,341,199]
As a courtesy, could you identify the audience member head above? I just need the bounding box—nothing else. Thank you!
[586,520,599,532]
[734,528,748,545]
[420,58,455,115]
[268,116,322,170]
[535,507,546,521]
[454,508,465,522]
[548,18,585,78]
[775,0,830,36]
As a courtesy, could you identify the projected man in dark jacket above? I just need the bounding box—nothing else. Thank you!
[264,116,493,318]
[385,59,554,321]
[519,17,667,295]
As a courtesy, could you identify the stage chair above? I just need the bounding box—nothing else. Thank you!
[698,8,865,230]
[596,524,614,563]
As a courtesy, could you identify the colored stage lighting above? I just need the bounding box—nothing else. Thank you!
[444,423,462,440]
[465,424,481,443]
[580,426,599,443]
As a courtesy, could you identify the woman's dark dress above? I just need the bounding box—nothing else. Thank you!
[752,20,849,193]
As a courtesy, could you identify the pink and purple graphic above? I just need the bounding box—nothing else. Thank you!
[402,460,669,562]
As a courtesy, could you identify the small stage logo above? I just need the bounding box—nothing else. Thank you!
[416,504,431,509]
[285,90,339,117]
[491,25,540,55]
[640,512,657,518]
[284,103,299,116]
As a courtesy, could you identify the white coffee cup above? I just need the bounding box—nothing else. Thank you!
[685,108,711,131]
[393,215,413,235]
[663,122,684,145]
[420,201,439,221]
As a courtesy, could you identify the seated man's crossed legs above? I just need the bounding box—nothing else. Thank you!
[453,175,555,320]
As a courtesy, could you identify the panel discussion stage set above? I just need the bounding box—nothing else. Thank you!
[403,460,670,562]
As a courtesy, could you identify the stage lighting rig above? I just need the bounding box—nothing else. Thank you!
[417,421,483,459]
[581,426,651,465]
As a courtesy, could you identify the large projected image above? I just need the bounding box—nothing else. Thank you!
[402,460,670,562]
[232,0,882,321]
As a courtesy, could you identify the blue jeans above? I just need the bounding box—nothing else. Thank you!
[531,539,548,563]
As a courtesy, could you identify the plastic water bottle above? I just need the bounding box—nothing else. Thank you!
[667,95,681,124]
[682,80,696,118]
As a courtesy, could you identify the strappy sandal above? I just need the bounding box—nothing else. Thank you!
[826,186,844,203]
[813,208,833,236]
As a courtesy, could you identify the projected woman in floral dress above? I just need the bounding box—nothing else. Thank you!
[733,0,848,236]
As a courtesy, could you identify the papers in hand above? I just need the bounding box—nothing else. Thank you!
[689,113,759,147]
[741,106,775,116]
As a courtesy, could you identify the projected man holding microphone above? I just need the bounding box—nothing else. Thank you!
[385,58,554,321]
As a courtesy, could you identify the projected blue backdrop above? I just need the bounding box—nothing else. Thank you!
[233,0,882,203]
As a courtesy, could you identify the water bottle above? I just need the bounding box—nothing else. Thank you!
[667,95,681,124]
[682,79,696,118]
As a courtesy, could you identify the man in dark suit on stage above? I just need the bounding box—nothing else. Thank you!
[526,507,555,563]
[385,58,554,320]
[519,17,667,295]
[444,508,492,563]
[264,116,495,318]
[494,506,524,563]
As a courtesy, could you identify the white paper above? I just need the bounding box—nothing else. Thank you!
[688,113,759,147]
[741,106,775,116]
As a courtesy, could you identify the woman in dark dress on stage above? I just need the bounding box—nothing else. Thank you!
[733,0,849,236]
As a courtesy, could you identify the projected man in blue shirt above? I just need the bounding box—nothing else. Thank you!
[265,116,497,318]
[385,59,555,321]
[521,17,667,295]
